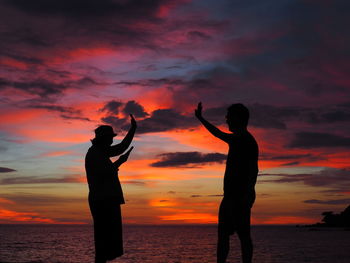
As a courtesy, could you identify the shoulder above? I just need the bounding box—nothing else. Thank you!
[225,133,236,142]
[245,131,257,143]
[246,132,259,155]
[86,146,105,158]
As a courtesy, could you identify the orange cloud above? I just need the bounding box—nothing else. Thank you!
[135,87,176,112]
[159,211,217,223]
[122,159,212,181]
[165,127,228,152]
[0,198,15,204]
[149,198,179,207]
[0,208,56,224]
[145,196,219,224]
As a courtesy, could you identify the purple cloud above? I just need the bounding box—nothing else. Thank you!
[0,167,16,173]
[304,199,350,205]
[151,151,227,168]
[289,132,350,148]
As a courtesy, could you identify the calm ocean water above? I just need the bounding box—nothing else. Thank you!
[0,224,349,263]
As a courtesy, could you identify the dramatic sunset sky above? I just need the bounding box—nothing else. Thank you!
[0,0,349,225]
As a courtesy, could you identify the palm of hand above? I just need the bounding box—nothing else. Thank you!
[195,102,202,118]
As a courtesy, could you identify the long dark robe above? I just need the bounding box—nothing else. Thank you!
[89,196,123,261]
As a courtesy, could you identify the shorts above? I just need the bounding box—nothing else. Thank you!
[218,197,251,235]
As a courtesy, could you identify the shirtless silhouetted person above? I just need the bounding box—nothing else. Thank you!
[195,102,258,263]
[85,115,136,263]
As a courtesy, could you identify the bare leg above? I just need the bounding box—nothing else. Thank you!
[237,230,253,263]
[217,198,232,263]
[217,227,230,263]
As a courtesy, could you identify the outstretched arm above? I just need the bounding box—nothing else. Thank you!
[113,146,134,169]
[109,114,137,157]
[195,102,231,142]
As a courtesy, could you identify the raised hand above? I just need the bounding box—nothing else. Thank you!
[195,102,203,119]
[130,114,137,128]
[118,146,134,165]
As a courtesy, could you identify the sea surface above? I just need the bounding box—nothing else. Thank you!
[0,224,349,263]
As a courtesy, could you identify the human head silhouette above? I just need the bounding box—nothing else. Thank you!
[91,125,117,146]
[226,103,249,132]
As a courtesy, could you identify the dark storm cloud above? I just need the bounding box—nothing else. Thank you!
[0,26,50,50]
[0,78,67,98]
[0,76,100,99]
[101,100,123,115]
[241,1,350,98]
[339,102,350,108]
[135,109,195,133]
[101,97,350,134]
[4,0,165,18]
[101,100,150,130]
[303,199,350,205]
[131,66,349,129]
[301,102,350,124]
[1,0,349,107]
[115,78,185,87]
[317,111,350,123]
[123,100,148,118]
[260,153,325,165]
[187,31,212,41]
[151,151,227,168]
[249,104,295,129]
[0,0,173,58]
[113,64,350,129]
[289,132,350,148]
[73,77,100,87]
[1,52,44,65]
[101,116,128,130]
[46,69,72,79]
[0,167,16,173]
[153,0,350,105]
[101,100,148,118]
[101,99,196,133]
[117,76,299,130]
[251,103,350,127]
[197,102,350,130]
[28,104,90,121]
[260,168,350,188]
[261,153,316,161]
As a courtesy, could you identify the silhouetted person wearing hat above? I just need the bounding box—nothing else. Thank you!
[195,103,258,263]
[85,115,137,263]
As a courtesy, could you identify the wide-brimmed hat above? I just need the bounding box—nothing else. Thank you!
[94,125,117,138]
